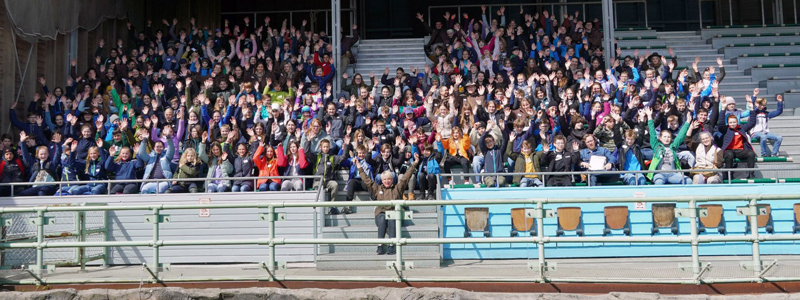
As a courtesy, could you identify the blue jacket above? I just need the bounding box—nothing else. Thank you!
[10,109,47,145]
[138,140,175,183]
[19,141,59,183]
[579,146,617,169]
[341,156,372,181]
[104,155,144,180]
[719,110,757,152]
[71,148,108,181]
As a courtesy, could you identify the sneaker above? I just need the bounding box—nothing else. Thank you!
[427,193,435,200]
[376,245,386,255]
[386,245,396,255]
[342,207,353,214]
[328,207,340,215]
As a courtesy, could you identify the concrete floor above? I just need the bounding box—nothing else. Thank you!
[3,255,800,284]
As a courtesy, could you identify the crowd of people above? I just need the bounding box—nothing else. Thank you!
[0,7,784,211]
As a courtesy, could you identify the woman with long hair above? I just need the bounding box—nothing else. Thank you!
[252,141,281,191]
[166,148,203,193]
[199,140,233,192]
[277,140,308,191]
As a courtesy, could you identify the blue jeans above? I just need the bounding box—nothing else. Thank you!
[678,151,696,168]
[472,156,484,183]
[751,131,783,156]
[142,182,170,194]
[207,183,229,193]
[652,173,692,185]
[231,184,253,192]
[519,177,543,187]
[588,174,618,186]
[68,183,107,195]
[622,173,647,185]
[258,182,279,191]
[640,148,654,161]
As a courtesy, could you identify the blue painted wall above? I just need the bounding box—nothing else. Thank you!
[441,184,800,260]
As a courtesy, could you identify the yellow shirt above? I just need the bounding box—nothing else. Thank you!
[523,154,538,178]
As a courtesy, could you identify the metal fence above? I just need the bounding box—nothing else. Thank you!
[1,191,800,285]
[427,1,649,30]
[0,175,323,196]
[436,166,800,188]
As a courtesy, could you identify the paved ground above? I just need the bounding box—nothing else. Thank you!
[3,287,800,299]
[3,255,800,285]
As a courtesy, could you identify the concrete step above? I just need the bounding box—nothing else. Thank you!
[356,59,428,65]
[764,79,800,95]
[333,192,439,213]
[322,225,439,239]
[318,244,439,255]
[776,93,800,111]
[722,45,800,59]
[358,53,427,59]
[712,35,800,49]
[614,30,658,38]
[360,38,425,44]
[325,212,438,227]
[616,40,667,48]
[316,252,440,270]
[701,27,800,39]
[655,31,699,36]
[732,56,800,70]
[747,66,800,81]
[357,45,424,51]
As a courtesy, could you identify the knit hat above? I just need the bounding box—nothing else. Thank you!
[301,106,311,113]
[271,103,281,110]
[724,96,736,107]
[403,106,414,114]
[109,115,120,123]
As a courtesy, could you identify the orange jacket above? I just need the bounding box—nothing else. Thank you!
[253,145,280,186]
[441,134,471,159]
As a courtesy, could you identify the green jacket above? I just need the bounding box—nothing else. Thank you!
[646,120,691,180]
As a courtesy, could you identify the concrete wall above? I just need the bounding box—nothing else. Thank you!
[441,184,800,260]
[0,191,321,266]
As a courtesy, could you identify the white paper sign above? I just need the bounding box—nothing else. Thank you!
[634,202,646,211]
[199,198,211,217]
[589,155,607,171]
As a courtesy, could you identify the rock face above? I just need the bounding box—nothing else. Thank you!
[1,288,799,300]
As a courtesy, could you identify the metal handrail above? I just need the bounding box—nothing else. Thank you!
[437,166,800,186]
[700,0,798,29]
[1,175,323,196]
[426,1,649,30]
[220,9,356,36]
[2,193,799,285]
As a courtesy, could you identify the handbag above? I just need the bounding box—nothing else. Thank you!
[690,166,716,178]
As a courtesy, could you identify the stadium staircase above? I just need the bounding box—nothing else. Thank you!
[617,26,800,180]
[322,38,439,270]
[343,38,428,89]
[315,170,441,270]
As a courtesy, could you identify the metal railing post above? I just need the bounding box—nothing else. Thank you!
[749,198,762,275]
[729,0,734,26]
[644,1,649,28]
[689,198,700,277]
[34,209,44,276]
[394,202,403,281]
[78,210,86,271]
[151,207,160,279]
[268,205,276,276]
[762,0,767,25]
[102,209,109,267]
[536,200,546,282]
[699,0,704,29]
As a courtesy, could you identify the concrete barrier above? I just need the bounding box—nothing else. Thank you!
[3,287,800,300]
